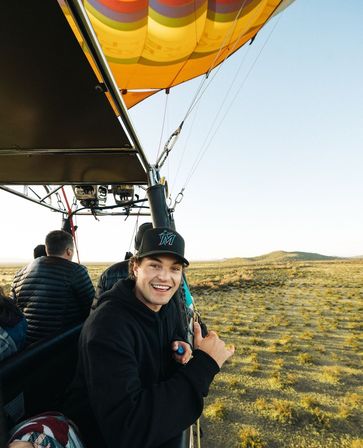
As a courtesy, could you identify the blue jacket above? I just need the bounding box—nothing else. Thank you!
[0,326,17,361]
[5,316,27,350]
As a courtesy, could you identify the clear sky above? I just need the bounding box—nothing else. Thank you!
[1,0,362,263]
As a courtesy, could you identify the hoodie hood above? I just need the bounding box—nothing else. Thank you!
[96,278,173,324]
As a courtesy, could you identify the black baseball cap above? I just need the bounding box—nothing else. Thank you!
[134,222,153,250]
[137,227,189,266]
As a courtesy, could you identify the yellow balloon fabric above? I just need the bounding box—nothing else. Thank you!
[62,0,292,107]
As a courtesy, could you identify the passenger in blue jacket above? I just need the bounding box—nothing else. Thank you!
[0,287,27,361]
[64,227,234,448]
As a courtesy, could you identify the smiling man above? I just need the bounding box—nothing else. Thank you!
[64,227,234,448]
[130,228,188,312]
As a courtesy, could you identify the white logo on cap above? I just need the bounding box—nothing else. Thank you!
[159,230,176,246]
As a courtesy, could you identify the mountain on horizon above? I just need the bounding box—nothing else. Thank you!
[224,250,343,264]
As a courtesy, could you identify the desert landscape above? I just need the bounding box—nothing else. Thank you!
[1,253,362,448]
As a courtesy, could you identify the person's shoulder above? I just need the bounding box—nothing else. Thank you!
[103,260,129,275]
[14,258,39,278]
[97,278,133,305]
[13,264,27,279]
[110,259,129,269]
[82,290,134,341]
[65,260,90,274]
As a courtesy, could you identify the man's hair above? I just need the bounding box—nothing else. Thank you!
[128,255,141,280]
[33,244,47,259]
[45,230,74,256]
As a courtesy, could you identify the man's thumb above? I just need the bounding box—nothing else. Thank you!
[193,321,202,344]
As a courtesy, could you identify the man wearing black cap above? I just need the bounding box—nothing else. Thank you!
[64,227,234,448]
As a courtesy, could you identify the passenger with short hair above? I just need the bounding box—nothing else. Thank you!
[33,244,46,259]
[11,230,94,344]
[64,227,234,448]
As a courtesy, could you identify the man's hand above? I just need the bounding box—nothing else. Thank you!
[171,340,192,364]
[193,321,235,368]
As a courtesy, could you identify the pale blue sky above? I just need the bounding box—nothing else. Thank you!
[1,0,362,262]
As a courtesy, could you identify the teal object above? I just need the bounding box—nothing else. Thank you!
[182,280,193,308]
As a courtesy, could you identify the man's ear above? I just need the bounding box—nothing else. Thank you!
[66,247,74,259]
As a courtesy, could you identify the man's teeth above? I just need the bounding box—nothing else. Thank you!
[152,284,171,291]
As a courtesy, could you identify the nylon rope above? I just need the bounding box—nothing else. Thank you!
[172,22,253,193]
[170,96,202,196]
[181,11,285,191]
[184,6,259,120]
[156,91,170,161]
[160,0,250,149]
[128,216,140,253]
[127,188,148,252]
[61,187,81,264]
[196,418,201,448]
[160,0,258,181]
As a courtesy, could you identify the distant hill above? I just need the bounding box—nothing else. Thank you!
[247,250,343,262]
[220,251,343,264]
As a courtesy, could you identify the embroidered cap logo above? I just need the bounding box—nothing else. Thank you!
[158,230,176,246]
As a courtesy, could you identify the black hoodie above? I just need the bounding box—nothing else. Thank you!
[64,279,219,448]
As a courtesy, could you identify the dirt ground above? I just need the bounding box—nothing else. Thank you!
[187,259,363,448]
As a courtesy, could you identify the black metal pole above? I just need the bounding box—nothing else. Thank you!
[147,184,171,228]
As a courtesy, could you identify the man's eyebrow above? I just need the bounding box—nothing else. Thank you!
[147,256,162,263]
[146,256,182,266]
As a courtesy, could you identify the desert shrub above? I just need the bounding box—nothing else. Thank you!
[204,399,227,420]
[310,406,331,428]
[255,397,269,412]
[300,330,314,340]
[337,392,363,420]
[342,392,362,408]
[337,403,352,419]
[300,394,319,410]
[250,337,266,346]
[297,352,313,365]
[351,439,363,448]
[319,366,341,384]
[269,399,296,424]
[269,370,297,389]
[255,398,296,424]
[239,426,265,448]
[245,352,261,373]
[345,335,360,350]
[273,358,284,368]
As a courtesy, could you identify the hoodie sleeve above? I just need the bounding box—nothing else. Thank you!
[80,315,219,448]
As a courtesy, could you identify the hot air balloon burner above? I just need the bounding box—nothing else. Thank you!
[112,185,134,205]
[73,184,107,207]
